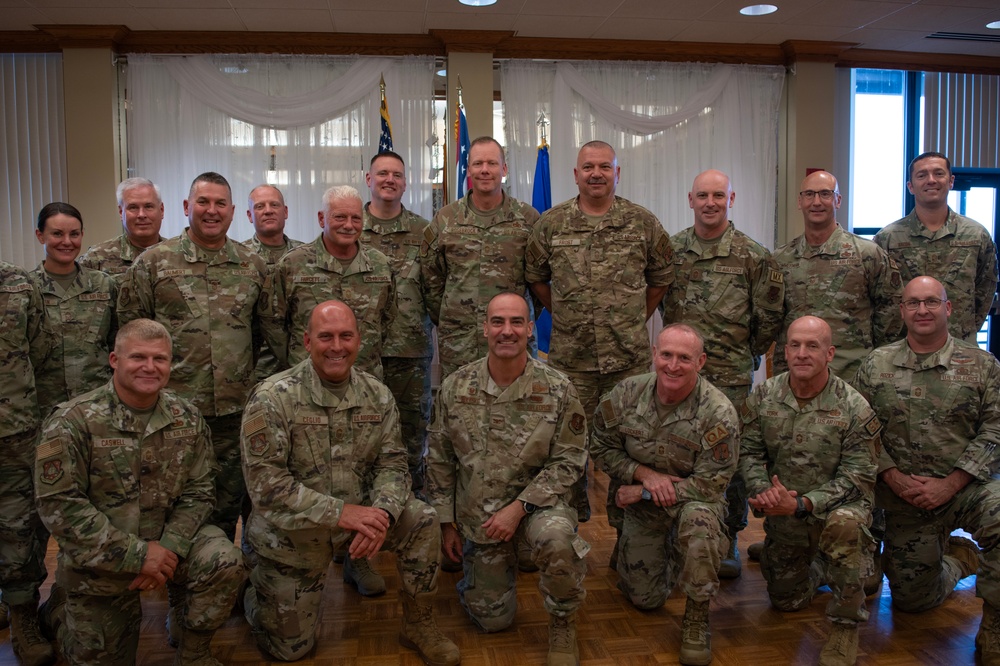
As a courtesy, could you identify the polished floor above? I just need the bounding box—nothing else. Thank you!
[0,468,983,665]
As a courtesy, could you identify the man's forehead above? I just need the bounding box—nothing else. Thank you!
[194,183,231,200]
[373,156,405,172]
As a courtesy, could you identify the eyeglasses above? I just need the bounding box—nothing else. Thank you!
[902,298,946,311]
[799,189,837,201]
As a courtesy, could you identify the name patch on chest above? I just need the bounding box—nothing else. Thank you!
[231,270,259,277]
[95,437,133,448]
[552,239,582,247]
[0,283,31,293]
[78,292,111,302]
[353,413,383,424]
[295,415,328,425]
[161,269,192,278]
[522,403,554,413]
[812,417,849,428]
[164,428,197,440]
[714,265,745,275]
[830,259,860,266]
[363,275,391,283]
[293,276,325,284]
[951,240,980,247]
[612,233,643,243]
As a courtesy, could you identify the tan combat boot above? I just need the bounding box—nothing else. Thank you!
[818,623,859,666]
[947,536,981,579]
[174,628,223,666]
[343,556,387,597]
[547,613,579,666]
[9,603,55,666]
[977,602,1000,666]
[399,592,460,666]
[678,597,711,666]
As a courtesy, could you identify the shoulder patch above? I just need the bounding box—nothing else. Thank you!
[36,438,63,460]
[243,412,267,437]
[740,401,757,424]
[703,423,730,447]
[569,411,586,436]
[863,413,882,438]
[248,432,269,457]
[40,459,64,485]
[599,398,619,428]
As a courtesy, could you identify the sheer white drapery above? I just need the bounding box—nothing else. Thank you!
[1,54,67,268]
[501,60,785,248]
[128,55,436,242]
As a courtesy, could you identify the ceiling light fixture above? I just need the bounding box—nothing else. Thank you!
[987,20,1000,30]
[458,0,497,6]
[740,4,778,16]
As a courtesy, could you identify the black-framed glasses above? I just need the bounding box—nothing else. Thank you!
[902,298,946,311]
[798,189,837,201]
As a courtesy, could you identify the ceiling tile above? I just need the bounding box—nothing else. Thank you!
[128,0,230,7]
[27,0,130,6]
[332,10,428,34]
[516,0,617,18]
[423,0,524,12]
[918,0,1000,9]
[327,0,422,10]
[669,19,774,42]
[780,0,913,29]
[31,7,154,27]
[866,3,995,31]
[706,0,825,25]
[0,7,48,29]
[230,0,327,7]
[591,16,692,41]
[237,8,334,31]
[907,35,1000,56]
[424,10,518,31]
[137,7,246,30]
[511,14,608,39]
[837,26,934,50]
[749,22,854,43]
[611,0,723,21]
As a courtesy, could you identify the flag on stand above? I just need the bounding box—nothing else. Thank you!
[532,140,553,357]
[455,104,471,200]
[378,76,393,152]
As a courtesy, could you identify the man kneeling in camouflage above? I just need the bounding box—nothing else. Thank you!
[35,319,246,665]
[741,316,880,666]
[425,292,589,666]
[241,300,459,665]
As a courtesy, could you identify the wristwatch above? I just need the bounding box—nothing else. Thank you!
[521,501,537,514]
[641,488,652,501]
[794,496,809,519]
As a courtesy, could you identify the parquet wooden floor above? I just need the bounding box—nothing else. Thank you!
[0,468,983,664]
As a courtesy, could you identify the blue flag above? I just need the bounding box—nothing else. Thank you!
[455,105,471,200]
[532,142,553,355]
[379,93,393,152]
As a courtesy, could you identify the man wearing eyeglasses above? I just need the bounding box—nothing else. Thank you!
[855,276,1000,665]
[874,152,998,344]
[773,170,902,381]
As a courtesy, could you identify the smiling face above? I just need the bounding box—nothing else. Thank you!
[901,276,952,349]
[907,156,954,208]
[110,336,172,408]
[689,170,735,237]
[574,143,620,204]
[318,195,363,258]
[797,171,841,231]
[36,213,83,272]
[784,316,835,386]
[468,140,507,200]
[367,154,407,206]
[120,184,164,248]
[484,293,532,362]
[184,180,235,250]
[305,301,360,383]
[653,325,706,404]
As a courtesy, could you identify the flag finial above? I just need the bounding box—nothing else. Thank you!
[536,112,549,146]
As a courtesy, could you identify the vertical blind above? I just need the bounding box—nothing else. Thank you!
[924,72,1000,169]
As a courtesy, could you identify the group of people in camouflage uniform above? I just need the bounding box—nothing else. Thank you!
[1,140,998,666]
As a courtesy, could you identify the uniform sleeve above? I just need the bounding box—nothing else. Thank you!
[974,232,998,333]
[748,253,785,358]
[802,403,879,520]
[523,217,553,285]
[27,279,52,370]
[590,386,639,483]
[116,257,154,327]
[381,272,398,345]
[35,408,149,575]
[953,355,1000,480]
[159,414,216,557]
[240,387,344,531]
[367,397,409,521]
[424,380,457,523]
[869,245,903,347]
[853,356,900,473]
[419,218,445,327]
[104,276,120,354]
[737,388,772,500]
[259,262,290,369]
[517,381,588,508]
[673,402,738,505]
[644,221,675,288]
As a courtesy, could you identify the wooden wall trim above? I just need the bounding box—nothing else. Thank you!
[2,25,999,75]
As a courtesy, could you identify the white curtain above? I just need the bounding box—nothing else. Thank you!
[127,54,436,242]
[500,60,785,248]
[0,54,67,268]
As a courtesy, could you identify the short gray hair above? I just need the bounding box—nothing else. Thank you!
[116,178,161,207]
[114,318,172,355]
[322,185,362,211]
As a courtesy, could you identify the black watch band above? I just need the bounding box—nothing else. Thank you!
[794,496,809,519]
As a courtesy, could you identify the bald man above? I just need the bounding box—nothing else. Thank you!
[241,301,458,665]
[662,169,785,578]
[856,277,1000,664]
[740,316,880,666]
[773,170,902,382]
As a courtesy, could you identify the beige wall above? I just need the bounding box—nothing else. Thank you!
[62,48,123,246]
[63,51,842,245]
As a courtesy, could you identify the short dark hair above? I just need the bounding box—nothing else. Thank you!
[908,152,952,180]
[188,172,232,200]
[37,202,83,232]
[370,150,405,168]
[469,136,506,165]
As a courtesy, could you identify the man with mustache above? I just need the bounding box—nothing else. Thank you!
[874,152,998,343]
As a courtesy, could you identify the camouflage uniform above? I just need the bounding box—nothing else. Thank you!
[773,224,902,381]
[117,231,267,539]
[34,381,245,665]
[874,209,998,343]
[526,195,674,527]
[263,236,396,379]
[79,233,166,286]
[739,372,879,624]
[591,373,738,609]
[241,360,440,661]
[662,221,785,539]
[425,357,589,630]
[362,204,433,491]
[241,233,303,382]
[0,262,50,608]
[420,192,539,378]
[29,262,117,414]
[855,336,1000,612]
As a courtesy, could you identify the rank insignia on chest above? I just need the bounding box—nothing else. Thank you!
[40,459,64,484]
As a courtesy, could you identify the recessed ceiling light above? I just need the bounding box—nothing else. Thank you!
[436,69,447,77]
[987,20,1000,30]
[459,0,497,6]
[740,4,778,16]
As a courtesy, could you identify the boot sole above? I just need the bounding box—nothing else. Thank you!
[399,633,460,666]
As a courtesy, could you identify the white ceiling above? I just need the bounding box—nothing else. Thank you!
[2,0,999,57]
